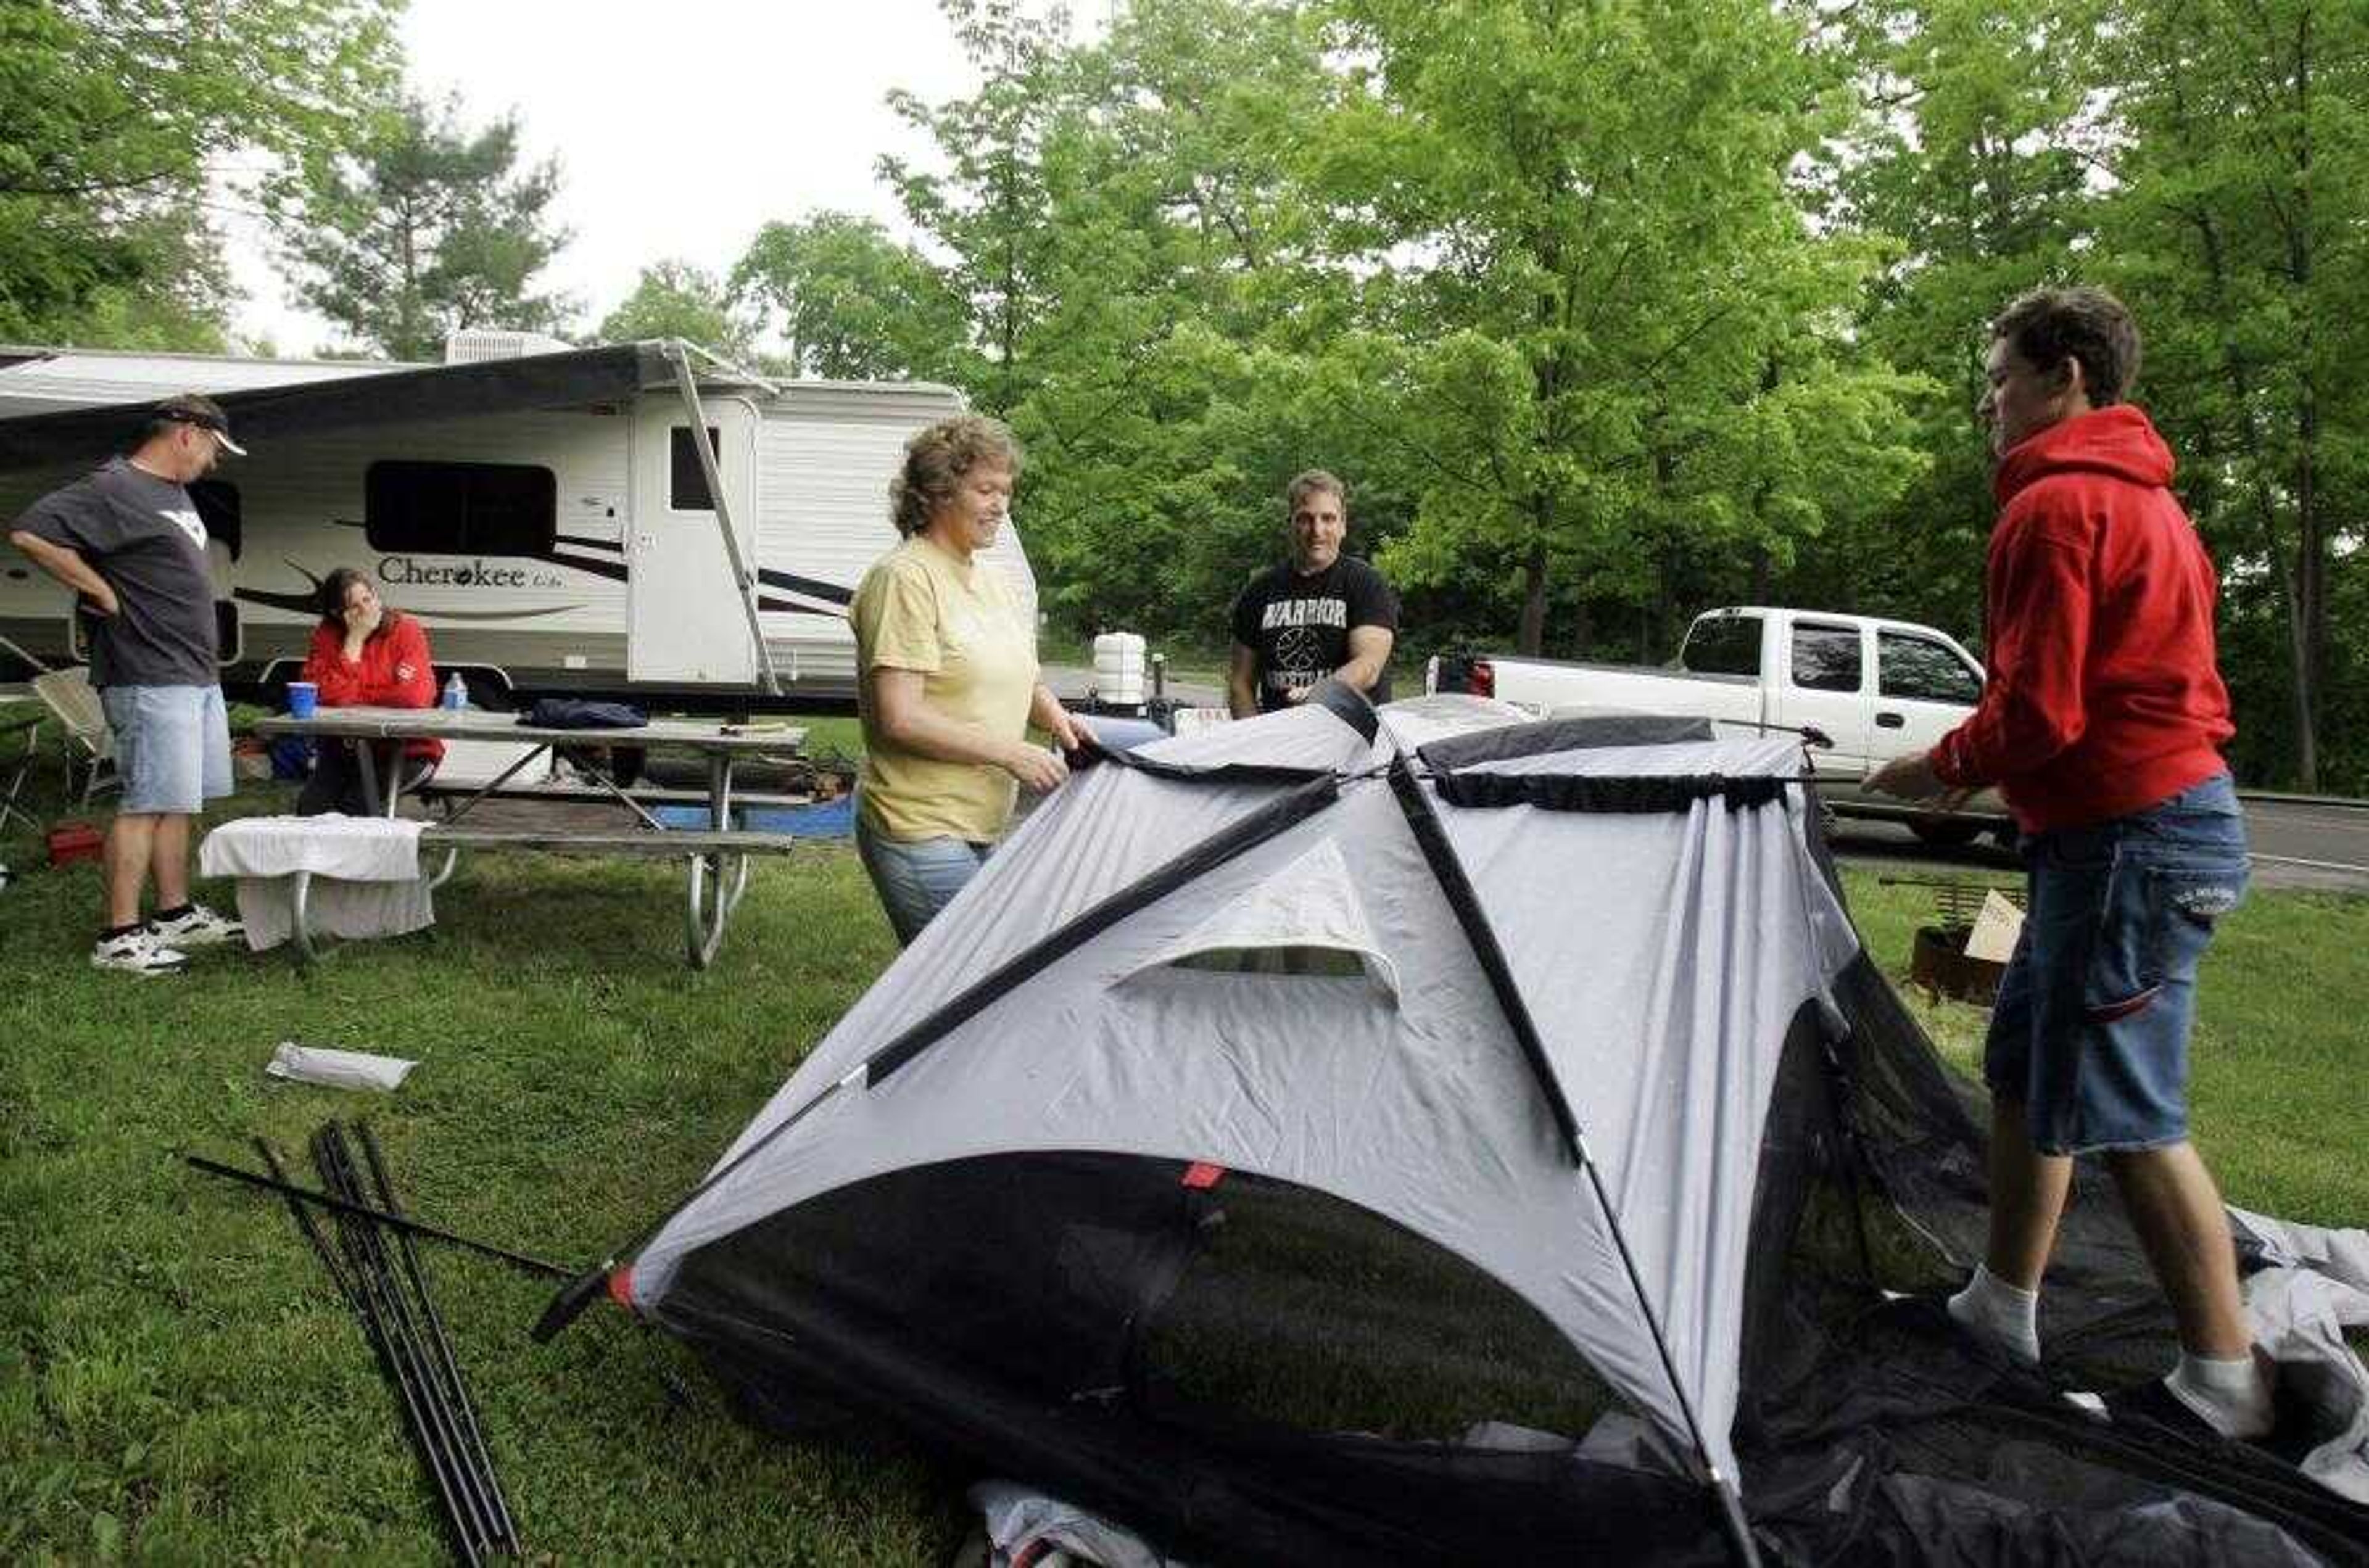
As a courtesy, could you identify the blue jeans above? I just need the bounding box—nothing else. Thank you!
[856,814,992,946]
[1985,774,2249,1155]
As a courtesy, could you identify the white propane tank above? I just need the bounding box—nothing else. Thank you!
[1093,631,1148,708]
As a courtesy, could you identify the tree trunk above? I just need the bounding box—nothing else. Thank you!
[1518,535,1548,657]
[2287,4,2321,789]
[2168,47,2318,790]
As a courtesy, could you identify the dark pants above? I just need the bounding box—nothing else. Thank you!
[297,740,437,817]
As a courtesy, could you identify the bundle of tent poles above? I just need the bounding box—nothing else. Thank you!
[246,1123,522,1564]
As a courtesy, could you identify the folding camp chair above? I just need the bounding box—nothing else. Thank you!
[30,667,118,807]
[0,709,40,835]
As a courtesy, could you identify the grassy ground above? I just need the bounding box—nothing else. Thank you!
[1845,875,2369,1227]
[2,703,2362,1562]
[1,715,955,1565]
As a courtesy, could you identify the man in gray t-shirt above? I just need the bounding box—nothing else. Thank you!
[9,395,250,973]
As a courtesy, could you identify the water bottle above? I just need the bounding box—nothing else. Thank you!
[442,672,467,711]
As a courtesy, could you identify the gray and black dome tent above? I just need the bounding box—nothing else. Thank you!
[546,689,2369,1565]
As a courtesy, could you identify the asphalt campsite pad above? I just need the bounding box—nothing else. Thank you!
[1,739,2366,1560]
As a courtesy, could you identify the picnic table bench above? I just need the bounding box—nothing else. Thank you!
[271,825,803,968]
[415,778,817,813]
[252,707,814,968]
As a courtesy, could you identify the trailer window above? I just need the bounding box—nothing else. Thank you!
[364,461,557,556]
[1681,614,1761,676]
[1788,624,1863,692]
[1879,630,1981,704]
[188,479,240,559]
[669,426,721,511]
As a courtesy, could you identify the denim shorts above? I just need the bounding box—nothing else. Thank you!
[855,812,993,946]
[100,683,232,815]
[1984,773,2248,1156]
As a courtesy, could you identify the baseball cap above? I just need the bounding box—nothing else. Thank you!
[154,394,247,456]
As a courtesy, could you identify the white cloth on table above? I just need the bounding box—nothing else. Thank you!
[197,814,434,950]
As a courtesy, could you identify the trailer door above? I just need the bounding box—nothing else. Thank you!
[629,398,760,684]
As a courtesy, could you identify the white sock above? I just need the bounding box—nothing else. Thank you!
[2164,1350,2274,1440]
[1947,1265,2041,1366]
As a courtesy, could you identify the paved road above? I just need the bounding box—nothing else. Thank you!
[1826,794,2369,894]
[1043,663,1225,710]
[2238,794,2369,893]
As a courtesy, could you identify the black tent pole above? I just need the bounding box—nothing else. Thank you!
[1385,754,1764,1568]
[254,1138,358,1308]
[319,1124,502,1557]
[188,1155,576,1280]
[357,1122,521,1552]
[310,1126,487,1567]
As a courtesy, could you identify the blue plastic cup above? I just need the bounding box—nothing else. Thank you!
[286,681,318,719]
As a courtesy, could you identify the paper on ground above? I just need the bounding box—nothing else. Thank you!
[266,1041,418,1092]
[1965,889,2024,963]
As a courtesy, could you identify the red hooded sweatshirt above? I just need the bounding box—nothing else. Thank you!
[1929,404,2231,833]
[300,611,445,763]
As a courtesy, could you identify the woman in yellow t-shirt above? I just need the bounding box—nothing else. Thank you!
[851,414,1081,944]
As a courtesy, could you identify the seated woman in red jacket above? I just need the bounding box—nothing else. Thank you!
[296,567,444,815]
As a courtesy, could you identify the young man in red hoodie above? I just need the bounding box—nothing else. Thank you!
[1868,287,2268,1439]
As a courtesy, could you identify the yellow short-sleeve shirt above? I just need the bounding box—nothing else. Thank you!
[851,537,1040,842]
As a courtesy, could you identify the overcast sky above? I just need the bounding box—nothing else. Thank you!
[226,0,1060,356]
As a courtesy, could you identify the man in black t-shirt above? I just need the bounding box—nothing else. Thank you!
[10,395,248,974]
[1227,469,1399,717]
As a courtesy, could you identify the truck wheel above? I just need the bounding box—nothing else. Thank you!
[1909,819,1982,849]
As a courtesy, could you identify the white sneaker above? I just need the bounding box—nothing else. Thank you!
[151,902,244,949]
[91,928,190,975]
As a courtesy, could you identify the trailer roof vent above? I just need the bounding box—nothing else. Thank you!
[444,329,575,365]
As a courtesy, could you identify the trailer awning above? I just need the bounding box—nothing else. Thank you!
[0,342,682,473]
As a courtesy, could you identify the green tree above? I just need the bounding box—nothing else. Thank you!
[729,213,968,381]
[270,93,573,360]
[1811,0,2100,651]
[879,0,1078,413]
[990,0,1358,634]
[2089,0,2369,790]
[0,0,397,345]
[596,260,756,360]
[1323,0,1922,657]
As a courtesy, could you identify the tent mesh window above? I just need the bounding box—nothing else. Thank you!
[666,1151,1719,1566]
[1131,1168,1616,1443]
[1162,945,1366,980]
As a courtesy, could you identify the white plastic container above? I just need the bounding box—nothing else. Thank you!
[1093,632,1147,706]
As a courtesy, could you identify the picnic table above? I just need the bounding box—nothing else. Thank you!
[250,706,810,967]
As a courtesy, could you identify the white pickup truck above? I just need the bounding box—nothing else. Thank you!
[1426,606,2010,846]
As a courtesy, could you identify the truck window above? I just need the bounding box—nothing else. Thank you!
[1788,623,1863,692]
[1681,614,1761,676]
[1879,630,1982,704]
[365,460,558,556]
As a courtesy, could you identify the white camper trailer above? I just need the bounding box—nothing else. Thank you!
[0,337,1032,709]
